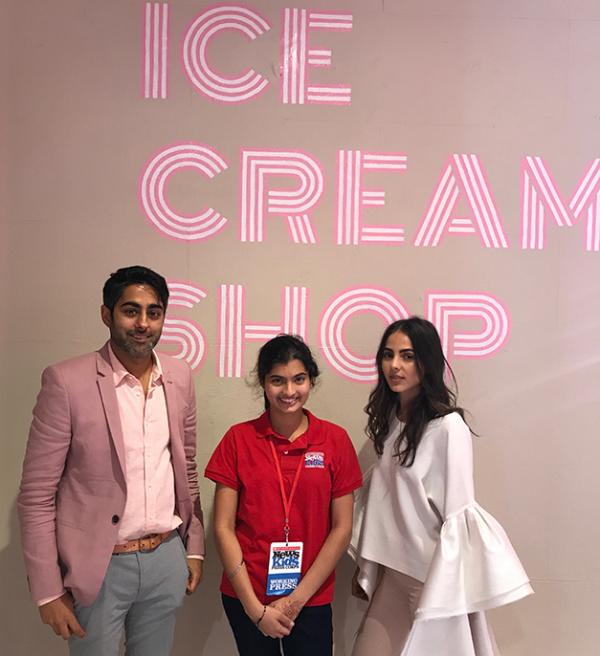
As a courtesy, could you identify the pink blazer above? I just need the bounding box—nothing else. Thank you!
[17,343,204,606]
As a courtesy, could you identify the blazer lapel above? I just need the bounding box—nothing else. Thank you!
[162,362,189,503]
[96,344,127,476]
[162,364,180,444]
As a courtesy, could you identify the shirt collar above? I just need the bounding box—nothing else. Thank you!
[253,409,325,446]
[108,343,163,387]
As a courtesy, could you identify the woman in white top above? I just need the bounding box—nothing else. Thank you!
[350,317,532,656]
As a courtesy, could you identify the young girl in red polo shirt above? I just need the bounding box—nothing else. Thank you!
[205,334,362,656]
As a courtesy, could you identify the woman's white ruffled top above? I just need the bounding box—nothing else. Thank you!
[350,412,533,655]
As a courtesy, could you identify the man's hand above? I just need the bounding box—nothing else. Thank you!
[39,593,86,640]
[186,558,203,594]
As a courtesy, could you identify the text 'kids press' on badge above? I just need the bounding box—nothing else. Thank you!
[266,542,304,596]
[304,451,325,468]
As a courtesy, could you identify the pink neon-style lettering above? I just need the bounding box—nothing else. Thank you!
[521,156,600,251]
[139,143,229,241]
[426,292,510,360]
[336,150,407,246]
[414,154,508,248]
[281,9,352,105]
[182,5,270,103]
[157,281,207,371]
[143,2,169,99]
[218,284,309,378]
[240,150,323,243]
[319,288,409,382]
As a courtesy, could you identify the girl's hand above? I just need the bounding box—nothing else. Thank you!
[269,594,304,622]
[256,605,294,638]
[351,566,368,600]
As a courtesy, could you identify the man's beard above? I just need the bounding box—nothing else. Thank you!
[113,332,159,358]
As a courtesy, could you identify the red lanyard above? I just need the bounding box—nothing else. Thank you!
[269,440,304,545]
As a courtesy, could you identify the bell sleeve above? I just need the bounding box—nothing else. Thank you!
[415,413,533,621]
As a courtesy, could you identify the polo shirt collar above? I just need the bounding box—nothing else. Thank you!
[254,409,325,446]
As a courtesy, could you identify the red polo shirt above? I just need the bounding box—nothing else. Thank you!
[205,410,362,606]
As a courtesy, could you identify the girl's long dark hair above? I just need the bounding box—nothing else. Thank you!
[365,317,467,466]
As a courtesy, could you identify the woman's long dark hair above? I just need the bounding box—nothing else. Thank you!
[365,317,466,466]
[254,334,320,409]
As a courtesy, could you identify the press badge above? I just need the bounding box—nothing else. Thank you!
[266,542,303,596]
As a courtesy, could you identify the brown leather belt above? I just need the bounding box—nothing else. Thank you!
[113,530,173,555]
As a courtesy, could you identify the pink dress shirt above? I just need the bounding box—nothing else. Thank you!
[108,346,182,542]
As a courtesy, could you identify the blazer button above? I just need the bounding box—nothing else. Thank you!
[111,515,120,524]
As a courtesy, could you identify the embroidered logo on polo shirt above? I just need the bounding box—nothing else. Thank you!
[304,451,325,468]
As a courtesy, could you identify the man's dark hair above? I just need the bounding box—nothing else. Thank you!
[102,266,169,312]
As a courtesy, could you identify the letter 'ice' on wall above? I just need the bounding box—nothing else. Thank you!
[521,156,600,252]
[143,2,169,100]
[219,284,309,377]
[182,5,270,103]
[320,288,409,382]
[414,154,508,248]
[158,281,207,370]
[241,150,323,243]
[139,143,229,241]
[336,150,407,245]
[427,293,510,359]
[281,9,352,105]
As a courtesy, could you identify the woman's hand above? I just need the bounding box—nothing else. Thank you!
[351,566,368,600]
[268,594,304,622]
[255,604,294,638]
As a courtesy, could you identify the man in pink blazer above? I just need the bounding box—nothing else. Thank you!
[18,265,205,655]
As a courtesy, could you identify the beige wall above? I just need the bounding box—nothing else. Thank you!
[3,0,600,653]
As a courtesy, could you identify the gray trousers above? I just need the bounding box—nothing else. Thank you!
[69,532,188,656]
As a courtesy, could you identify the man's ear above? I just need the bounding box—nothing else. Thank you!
[100,305,112,328]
